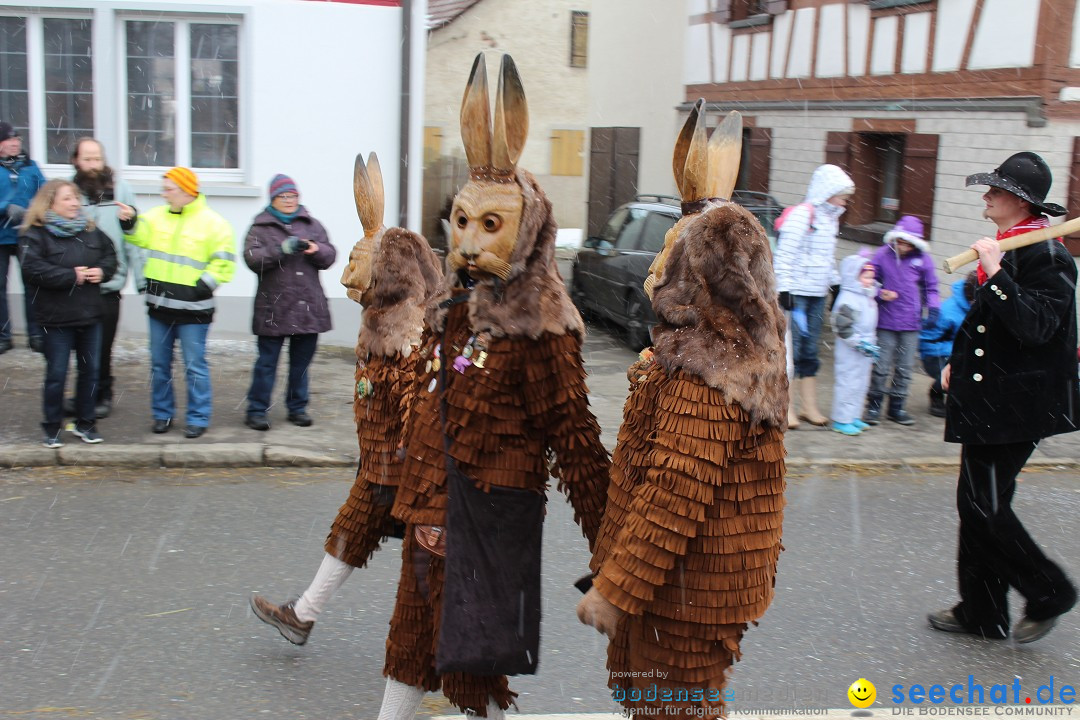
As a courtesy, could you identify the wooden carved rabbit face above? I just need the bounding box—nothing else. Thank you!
[341,152,386,306]
[644,101,743,299]
[447,53,528,282]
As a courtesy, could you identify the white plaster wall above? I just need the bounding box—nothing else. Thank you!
[711,22,731,84]
[787,8,815,78]
[968,0,1038,70]
[587,0,686,199]
[424,0,590,230]
[870,15,897,75]
[933,0,977,72]
[816,3,846,78]
[847,3,870,77]
[901,12,930,74]
[749,32,770,81]
[770,10,793,79]
[731,33,750,82]
[9,0,403,344]
[686,22,713,84]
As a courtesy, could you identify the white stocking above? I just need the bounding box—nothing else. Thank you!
[293,553,353,623]
[376,677,425,720]
[481,698,506,719]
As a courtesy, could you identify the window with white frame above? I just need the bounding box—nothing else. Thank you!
[124,18,239,170]
[0,14,94,165]
[0,11,240,174]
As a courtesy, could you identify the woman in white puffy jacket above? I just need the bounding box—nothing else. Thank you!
[773,163,855,428]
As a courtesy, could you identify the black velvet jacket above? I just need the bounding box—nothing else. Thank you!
[945,238,1080,444]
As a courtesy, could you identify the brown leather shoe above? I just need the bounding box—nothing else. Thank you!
[250,595,314,645]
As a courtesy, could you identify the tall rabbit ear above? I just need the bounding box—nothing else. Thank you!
[492,54,528,173]
[460,53,492,171]
[353,152,384,237]
[672,99,702,194]
[706,110,743,201]
[676,99,709,202]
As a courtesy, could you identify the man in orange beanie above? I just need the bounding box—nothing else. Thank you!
[124,167,236,438]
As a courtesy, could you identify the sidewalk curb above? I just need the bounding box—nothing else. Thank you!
[2,444,1077,472]
[0,443,357,470]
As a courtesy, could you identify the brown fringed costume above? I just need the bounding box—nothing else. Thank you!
[380,54,610,718]
[329,153,443,567]
[584,102,788,718]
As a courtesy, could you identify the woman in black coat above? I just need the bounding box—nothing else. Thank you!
[20,179,117,446]
[929,152,1079,644]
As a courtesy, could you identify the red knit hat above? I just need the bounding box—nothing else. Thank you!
[164,167,199,196]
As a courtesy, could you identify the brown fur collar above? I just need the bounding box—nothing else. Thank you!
[426,169,583,340]
[358,227,443,359]
[651,202,788,429]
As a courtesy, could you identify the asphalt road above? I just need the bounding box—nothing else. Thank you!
[2,465,1078,719]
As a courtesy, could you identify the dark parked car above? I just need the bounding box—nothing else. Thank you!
[571,192,783,348]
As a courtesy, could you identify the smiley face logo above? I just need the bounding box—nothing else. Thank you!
[848,678,876,708]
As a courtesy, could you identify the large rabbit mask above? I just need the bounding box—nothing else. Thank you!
[644,100,743,299]
[341,152,386,306]
[447,53,528,282]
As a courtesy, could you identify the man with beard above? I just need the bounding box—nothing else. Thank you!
[68,137,140,418]
[0,121,46,353]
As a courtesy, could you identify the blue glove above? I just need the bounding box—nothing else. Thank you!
[791,307,808,336]
[857,339,881,359]
[922,307,940,331]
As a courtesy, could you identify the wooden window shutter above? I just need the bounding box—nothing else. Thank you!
[1065,137,1080,255]
[423,127,442,165]
[825,131,853,175]
[764,0,788,14]
[899,133,939,235]
[551,129,584,176]
[747,127,771,194]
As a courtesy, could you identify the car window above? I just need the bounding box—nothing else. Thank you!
[639,212,678,254]
[615,208,651,250]
[599,207,628,244]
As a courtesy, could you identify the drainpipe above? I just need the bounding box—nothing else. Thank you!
[400,0,427,231]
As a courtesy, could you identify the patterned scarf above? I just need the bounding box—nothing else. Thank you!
[44,209,88,238]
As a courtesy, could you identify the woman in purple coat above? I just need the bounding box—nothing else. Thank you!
[243,175,337,430]
[863,215,940,425]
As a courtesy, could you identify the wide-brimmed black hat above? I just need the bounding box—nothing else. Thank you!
[965,151,1066,217]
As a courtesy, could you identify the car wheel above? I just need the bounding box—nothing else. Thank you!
[569,271,588,315]
[624,293,652,351]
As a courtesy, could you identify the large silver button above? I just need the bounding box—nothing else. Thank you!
[1001,294,1008,300]
[990,285,998,291]
[973,373,983,381]
[975,349,984,357]
[977,325,986,333]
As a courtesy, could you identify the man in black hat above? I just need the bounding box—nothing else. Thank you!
[928,151,1078,643]
[0,121,46,353]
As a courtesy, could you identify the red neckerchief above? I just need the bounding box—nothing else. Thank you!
[977,216,1051,285]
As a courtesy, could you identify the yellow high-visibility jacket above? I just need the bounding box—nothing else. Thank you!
[125,194,236,324]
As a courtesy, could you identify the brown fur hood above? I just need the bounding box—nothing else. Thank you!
[426,168,583,339]
[651,202,788,428]
[358,227,443,359]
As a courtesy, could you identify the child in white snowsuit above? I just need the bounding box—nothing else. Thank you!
[830,254,880,435]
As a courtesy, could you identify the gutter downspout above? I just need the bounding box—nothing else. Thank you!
[399,0,427,230]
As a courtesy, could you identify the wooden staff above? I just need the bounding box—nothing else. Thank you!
[942,216,1080,273]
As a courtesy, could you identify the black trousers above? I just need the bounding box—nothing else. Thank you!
[97,291,121,401]
[952,442,1077,638]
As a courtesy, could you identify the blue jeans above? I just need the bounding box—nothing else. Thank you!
[921,354,948,394]
[41,324,101,435]
[0,244,41,342]
[791,294,826,378]
[246,333,318,415]
[149,317,211,427]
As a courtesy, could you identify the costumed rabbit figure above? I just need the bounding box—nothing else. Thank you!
[249,153,442,646]
[577,100,789,718]
[375,53,611,719]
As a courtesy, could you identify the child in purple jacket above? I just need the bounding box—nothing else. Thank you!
[862,215,940,425]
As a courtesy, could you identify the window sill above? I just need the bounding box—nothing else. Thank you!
[868,0,935,9]
[128,181,262,198]
[729,14,773,30]
[840,221,893,246]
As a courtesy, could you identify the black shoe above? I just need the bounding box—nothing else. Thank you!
[0,338,11,354]
[95,399,111,419]
[862,394,883,426]
[887,397,916,425]
[72,426,103,444]
[929,390,947,418]
[928,609,1008,639]
[1014,616,1059,644]
[287,412,313,427]
[42,432,63,449]
[184,425,206,439]
[152,418,172,434]
[63,397,77,416]
[245,414,271,431]
[28,335,44,353]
